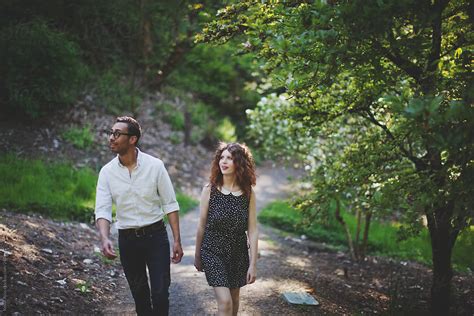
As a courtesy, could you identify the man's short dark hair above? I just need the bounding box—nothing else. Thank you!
[116,116,142,145]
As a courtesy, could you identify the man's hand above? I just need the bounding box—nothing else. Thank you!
[171,241,183,263]
[101,238,117,259]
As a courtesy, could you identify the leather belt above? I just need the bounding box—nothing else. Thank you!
[119,220,164,238]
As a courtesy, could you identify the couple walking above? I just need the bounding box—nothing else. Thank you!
[95,116,258,315]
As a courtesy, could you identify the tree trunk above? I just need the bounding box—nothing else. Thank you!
[151,7,199,89]
[184,104,192,146]
[426,206,457,316]
[354,207,362,259]
[335,199,357,261]
[129,66,139,117]
[152,40,192,89]
[360,210,372,259]
[139,0,153,74]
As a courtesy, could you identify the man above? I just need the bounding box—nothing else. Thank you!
[95,116,183,316]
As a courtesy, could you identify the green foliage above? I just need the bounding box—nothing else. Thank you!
[259,200,474,271]
[75,280,91,294]
[0,19,88,118]
[159,101,186,131]
[176,192,199,215]
[167,43,261,134]
[215,117,237,142]
[0,1,235,119]
[63,125,95,149]
[0,155,96,222]
[156,89,238,145]
[94,66,143,114]
[203,5,474,302]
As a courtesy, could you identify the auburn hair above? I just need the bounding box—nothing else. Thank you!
[209,142,256,199]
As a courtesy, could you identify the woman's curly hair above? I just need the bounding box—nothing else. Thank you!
[209,142,256,199]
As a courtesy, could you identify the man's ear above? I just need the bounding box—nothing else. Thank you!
[129,135,138,146]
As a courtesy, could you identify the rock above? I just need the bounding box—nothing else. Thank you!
[282,292,319,306]
[51,296,63,303]
[0,249,12,256]
[334,268,345,276]
[83,258,93,264]
[56,278,67,286]
[373,278,383,289]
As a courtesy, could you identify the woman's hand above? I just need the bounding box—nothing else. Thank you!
[194,255,203,272]
[246,265,257,284]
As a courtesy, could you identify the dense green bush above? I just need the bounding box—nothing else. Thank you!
[0,19,88,118]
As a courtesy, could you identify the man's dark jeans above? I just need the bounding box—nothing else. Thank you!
[119,223,170,316]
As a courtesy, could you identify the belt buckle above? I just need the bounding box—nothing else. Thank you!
[134,227,146,237]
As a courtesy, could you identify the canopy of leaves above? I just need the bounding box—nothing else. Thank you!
[201,0,474,238]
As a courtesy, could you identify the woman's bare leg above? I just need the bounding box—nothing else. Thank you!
[214,287,233,316]
[230,288,241,316]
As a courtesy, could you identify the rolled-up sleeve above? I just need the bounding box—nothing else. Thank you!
[95,168,113,223]
[157,163,180,214]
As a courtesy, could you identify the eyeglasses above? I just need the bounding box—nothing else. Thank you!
[104,129,134,139]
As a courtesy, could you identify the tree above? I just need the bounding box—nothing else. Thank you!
[200,1,473,314]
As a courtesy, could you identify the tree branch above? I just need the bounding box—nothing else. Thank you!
[372,40,424,84]
[363,110,426,170]
[426,0,450,75]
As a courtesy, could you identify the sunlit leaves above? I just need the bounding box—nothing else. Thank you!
[205,0,474,242]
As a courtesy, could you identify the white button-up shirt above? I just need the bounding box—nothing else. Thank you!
[95,149,179,229]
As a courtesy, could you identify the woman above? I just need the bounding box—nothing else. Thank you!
[194,142,258,316]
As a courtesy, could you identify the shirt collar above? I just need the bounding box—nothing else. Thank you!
[117,147,141,168]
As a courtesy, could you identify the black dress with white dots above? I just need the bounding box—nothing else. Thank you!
[200,185,250,288]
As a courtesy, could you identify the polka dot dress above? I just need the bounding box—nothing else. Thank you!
[200,185,250,288]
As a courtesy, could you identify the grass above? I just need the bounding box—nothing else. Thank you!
[62,124,94,149]
[0,155,97,221]
[258,200,474,272]
[0,155,198,222]
[176,192,199,215]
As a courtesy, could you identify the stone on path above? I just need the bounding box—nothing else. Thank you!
[283,292,320,306]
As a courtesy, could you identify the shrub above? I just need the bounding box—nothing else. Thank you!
[94,66,142,114]
[63,125,95,149]
[0,19,88,118]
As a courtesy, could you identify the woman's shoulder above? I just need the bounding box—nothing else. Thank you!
[200,184,212,201]
[202,183,213,194]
